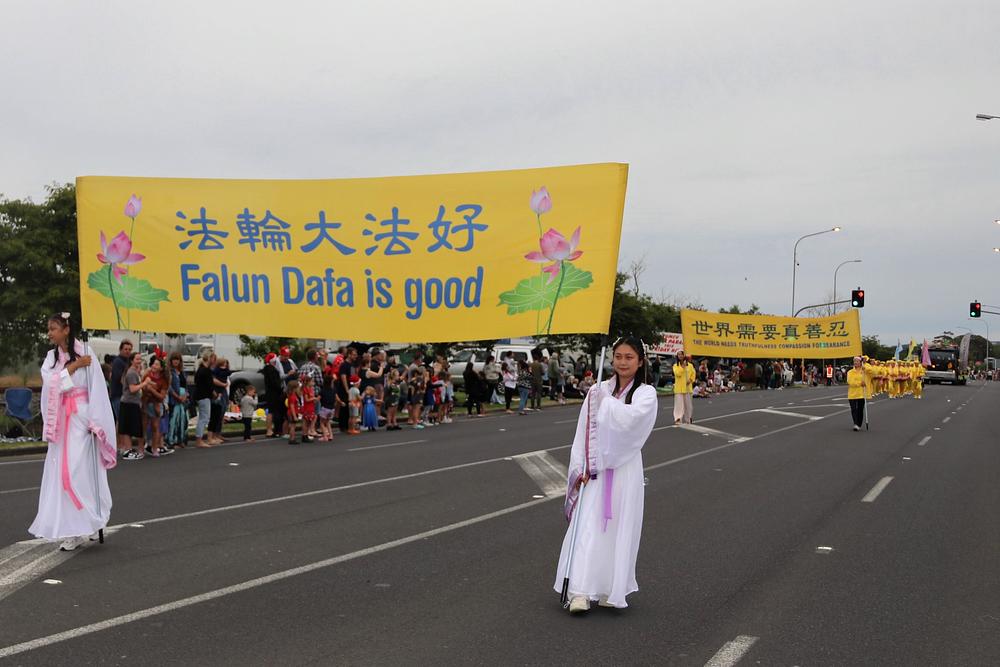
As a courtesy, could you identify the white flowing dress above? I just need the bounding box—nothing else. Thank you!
[553,379,658,607]
[29,343,116,540]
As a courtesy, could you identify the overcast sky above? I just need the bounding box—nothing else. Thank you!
[4,0,1000,342]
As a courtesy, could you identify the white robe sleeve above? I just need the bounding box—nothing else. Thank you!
[83,344,118,469]
[596,383,658,470]
[566,388,593,481]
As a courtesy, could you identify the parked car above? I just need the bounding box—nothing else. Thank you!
[228,367,268,404]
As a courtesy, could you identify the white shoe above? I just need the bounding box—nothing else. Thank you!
[59,536,87,551]
[598,596,616,608]
[568,596,590,613]
[853,425,860,431]
[89,531,101,541]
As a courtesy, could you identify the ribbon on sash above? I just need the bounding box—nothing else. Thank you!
[58,387,88,510]
[564,379,633,530]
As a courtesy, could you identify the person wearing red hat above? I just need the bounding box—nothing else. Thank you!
[347,374,362,434]
[271,346,298,384]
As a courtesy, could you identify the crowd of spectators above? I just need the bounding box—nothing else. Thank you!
[98,341,595,455]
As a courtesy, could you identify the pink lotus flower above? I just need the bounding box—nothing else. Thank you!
[529,187,552,216]
[525,226,582,282]
[97,230,145,284]
[124,194,142,219]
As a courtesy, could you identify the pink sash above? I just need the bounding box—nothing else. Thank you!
[58,388,88,510]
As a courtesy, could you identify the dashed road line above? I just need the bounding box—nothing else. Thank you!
[861,476,894,503]
[755,408,822,421]
[704,635,759,666]
[917,436,931,447]
[0,486,39,495]
[675,423,751,443]
[941,417,951,424]
[347,439,427,452]
[513,450,566,496]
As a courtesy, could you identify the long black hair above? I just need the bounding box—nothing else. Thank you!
[611,335,648,405]
[48,312,79,369]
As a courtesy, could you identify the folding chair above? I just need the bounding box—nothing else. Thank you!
[3,387,38,438]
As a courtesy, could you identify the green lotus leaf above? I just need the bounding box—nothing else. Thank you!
[497,264,593,315]
[87,269,170,311]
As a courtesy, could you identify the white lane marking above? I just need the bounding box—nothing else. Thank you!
[674,423,751,443]
[803,394,846,402]
[0,544,75,604]
[59,445,569,532]
[513,451,566,496]
[0,495,556,660]
[0,458,44,466]
[347,439,428,452]
[0,486,39,495]
[554,419,577,424]
[941,417,951,424]
[917,436,931,446]
[704,635,759,667]
[0,413,846,658]
[861,476,894,503]
[755,408,822,421]
[0,426,763,658]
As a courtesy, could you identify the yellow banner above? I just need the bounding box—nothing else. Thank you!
[679,309,862,358]
[77,164,627,341]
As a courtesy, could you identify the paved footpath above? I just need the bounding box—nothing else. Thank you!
[1,383,997,665]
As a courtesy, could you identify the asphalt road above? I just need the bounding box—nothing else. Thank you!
[0,382,997,665]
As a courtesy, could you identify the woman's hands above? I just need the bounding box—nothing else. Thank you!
[67,355,92,374]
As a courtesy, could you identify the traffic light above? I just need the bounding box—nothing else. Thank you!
[971,301,982,318]
[851,288,865,308]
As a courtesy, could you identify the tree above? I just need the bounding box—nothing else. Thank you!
[544,273,680,362]
[0,184,92,371]
[861,335,895,360]
[718,304,761,315]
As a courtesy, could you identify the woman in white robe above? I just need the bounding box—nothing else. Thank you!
[554,336,658,612]
[29,313,116,551]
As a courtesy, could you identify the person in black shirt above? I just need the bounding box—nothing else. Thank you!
[261,353,285,437]
[337,347,357,432]
[193,351,219,448]
[109,339,133,448]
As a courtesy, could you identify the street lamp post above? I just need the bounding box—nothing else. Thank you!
[792,227,841,315]
[833,259,862,311]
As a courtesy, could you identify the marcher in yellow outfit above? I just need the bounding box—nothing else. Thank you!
[886,361,898,398]
[672,350,696,424]
[847,356,873,430]
[912,362,924,399]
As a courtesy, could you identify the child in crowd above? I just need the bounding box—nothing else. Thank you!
[409,369,425,428]
[348,375,362,434]
[424,372,440,426]
[318,374,336,442]
[301,374,318,440]
[385,370,401,431]
[441,372,454,423]
[692,381,708,398]
[240,385,258,442]
[579,370,595,393]
[286,380,303,444]
[361,386,380,431]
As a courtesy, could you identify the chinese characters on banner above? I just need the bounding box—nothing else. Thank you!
[679,309,862,358]
[77,164,628,341]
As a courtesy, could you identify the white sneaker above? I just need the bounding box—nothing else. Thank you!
[598,596,616,608]
[568,596,590,613]
[853,425,860,431]
[59,536,87,551]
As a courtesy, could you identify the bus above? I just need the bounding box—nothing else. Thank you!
[923,347,967,385]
